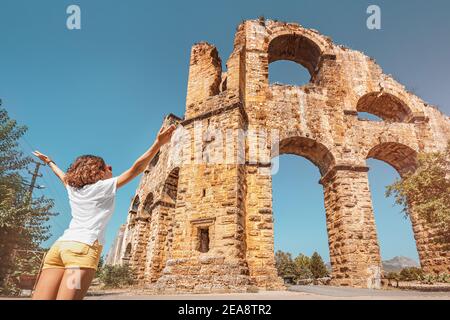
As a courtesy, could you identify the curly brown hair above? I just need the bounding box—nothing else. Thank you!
[65,155,107,189]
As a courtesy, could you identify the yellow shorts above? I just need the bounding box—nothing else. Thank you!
[42,240,103,270]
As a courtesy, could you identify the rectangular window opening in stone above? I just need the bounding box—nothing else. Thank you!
[198,227,210,253]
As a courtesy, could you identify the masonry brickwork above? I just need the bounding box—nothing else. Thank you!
[107,19,450,293]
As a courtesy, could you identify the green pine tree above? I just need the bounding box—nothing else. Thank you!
[309,251,329,279]
[0,106,57,294]
[293,253,313,280]
[275,250,295,278]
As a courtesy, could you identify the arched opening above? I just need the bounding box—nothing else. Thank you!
[150,151,160,168]
[162,168,180,205]
[367,159,420,267]
[271,137,334,283]
[161,168,180,264]
[122,243,132,265]
[358,112,383,122]
[269,60,311,86]
[367,142,418,176]
[357,92,412,123]
[142,192,154,219]
[268,34,322,86]
[272,155,330,270]
[277,136,335,176]
[130,195,140,213]
[366,143,420,272]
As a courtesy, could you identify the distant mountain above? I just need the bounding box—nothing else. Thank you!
[325,256,419,273]
[382,256,419,273]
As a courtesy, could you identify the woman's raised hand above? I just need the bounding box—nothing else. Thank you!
[156,124,177,146]
[32,150,52,164]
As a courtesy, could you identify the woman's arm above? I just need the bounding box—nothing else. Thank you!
[32,151,67,186]
[116,124,176,189]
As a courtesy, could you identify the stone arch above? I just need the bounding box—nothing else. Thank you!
[254,136,336,287]
[161,167,180,258]
[365,141,432,273]
[144,167,181,282]
[122,243,132,265]
[130,195,140,213]
[142,192,154,218]
[267,33,324,80]
[357,92,413,123]
[161,167,180,205]
[273,136,335,176]
[264,25,330,58]
[366,142,418,176]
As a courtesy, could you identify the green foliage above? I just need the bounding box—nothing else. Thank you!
[275,250,296,278]
[399,267,424,281]
[437,273,450,283]
[0,107,57,294]
[98,264,134,288]
[421,273,450,284]
[386,272,401,287]
[386,142,450,237]
[385,268,450,286]
[293,254,313,280]
[421,273,436,285]
[275,250,329,283]
[309,251,329,279]
[95,255,105,278]
[386,272,400,280]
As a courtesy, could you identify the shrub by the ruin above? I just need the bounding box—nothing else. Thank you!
[99,264,134,288]
[399,267,424,281]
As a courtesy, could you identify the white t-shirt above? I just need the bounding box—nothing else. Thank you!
[58,177,119,246]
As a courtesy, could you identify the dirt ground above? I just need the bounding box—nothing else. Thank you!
[2,285,449,300]
[81,285,450,300]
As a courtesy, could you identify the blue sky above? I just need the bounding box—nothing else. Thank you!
[1,0,449,263]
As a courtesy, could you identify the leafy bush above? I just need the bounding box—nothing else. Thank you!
[386,142,450,241]
[95,255,104,278]
[98,264,134,288]
[387,269,450,285]
[386,272,401,287]
[421,273,450,284]
[399,267,424,281]
[437,273,450,283]
[421,273,437,284]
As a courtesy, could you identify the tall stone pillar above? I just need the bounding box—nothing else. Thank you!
[410,210,450,274]
[320,166,382,288]
[244,165,286,290]
[154,162,252,293]
[129,218,150,283]
[143,204,172,283]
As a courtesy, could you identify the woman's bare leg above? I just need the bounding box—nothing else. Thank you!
[32,268,65,300]
[56,268,96,300]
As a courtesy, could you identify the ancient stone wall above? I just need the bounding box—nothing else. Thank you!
[112,19,450,293]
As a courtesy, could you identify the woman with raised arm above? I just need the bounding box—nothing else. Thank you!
[31,124,176,300]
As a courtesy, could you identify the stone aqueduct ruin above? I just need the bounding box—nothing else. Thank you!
[106,19,450,293]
